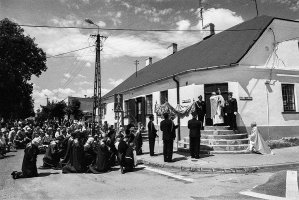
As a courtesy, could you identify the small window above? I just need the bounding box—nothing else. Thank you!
[282,84,296,111]
[160,90,168,104]
[137,102,142,115]
[103,103,107,115]
[146,95,153,115]
[124,100,129,117]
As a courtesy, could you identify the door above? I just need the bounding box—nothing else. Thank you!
[136,97,146,126]
[128,99,136,124]
[204,83,228,126]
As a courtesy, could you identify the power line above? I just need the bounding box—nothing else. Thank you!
[20,24,262,32]
[46,45,95,58]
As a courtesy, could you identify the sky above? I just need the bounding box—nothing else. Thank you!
[0,0,299,111]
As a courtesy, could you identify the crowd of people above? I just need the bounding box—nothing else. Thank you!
[0,90,272,180]
[0,119,144,179]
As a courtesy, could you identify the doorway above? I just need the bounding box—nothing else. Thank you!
[204,83,228,126]
[136,97,146,126]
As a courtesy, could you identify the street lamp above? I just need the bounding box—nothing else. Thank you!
[85,18,99,35]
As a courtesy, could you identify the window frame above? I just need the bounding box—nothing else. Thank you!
[160,90,168,105]
[281,84,296,112]
[124,100,129,117]
[146,95,153,115]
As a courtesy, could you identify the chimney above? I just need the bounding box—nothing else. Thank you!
[203,23,215,40]
[145,57,152,66]
[167,43,178,55]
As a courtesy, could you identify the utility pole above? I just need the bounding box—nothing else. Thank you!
[253,0,259,17]
[85,19,107,133]
[45,95,49,105]
[134,60,139,77]
[199,0,204,27]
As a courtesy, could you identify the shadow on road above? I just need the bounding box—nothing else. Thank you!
[124,167,146,174]
[38,172,60,177]
[172,157,188,162]
[2,154,16,158]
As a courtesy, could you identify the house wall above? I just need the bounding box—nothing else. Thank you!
[102,19,299,140]
[102,65,299,140]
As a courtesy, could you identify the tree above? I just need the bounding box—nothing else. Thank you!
[65,99,83,120]
[0,18,47,120]
[36,101,66,124]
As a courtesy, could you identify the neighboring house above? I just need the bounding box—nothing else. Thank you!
[67,96,93,120]
[102,15,299,141]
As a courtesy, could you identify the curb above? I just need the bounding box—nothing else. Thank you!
[137,158,299,174]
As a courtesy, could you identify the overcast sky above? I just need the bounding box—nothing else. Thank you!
[1,0,299,110]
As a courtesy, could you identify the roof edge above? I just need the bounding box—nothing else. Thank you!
[236,17,275,63]
[102,63,239,100]
[236,16,299,64]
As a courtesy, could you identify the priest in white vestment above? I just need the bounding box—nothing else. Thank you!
[247,122,272,154]
[210,91,225,125]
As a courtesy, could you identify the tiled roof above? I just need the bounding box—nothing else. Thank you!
[104,15,275,99]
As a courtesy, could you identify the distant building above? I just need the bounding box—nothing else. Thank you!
[67,96,93,121]
[102,16,299,141]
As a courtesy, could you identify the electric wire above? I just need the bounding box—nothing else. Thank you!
[19,24,263,32]
[46,45,95,58]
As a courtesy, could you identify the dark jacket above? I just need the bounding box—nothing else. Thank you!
[195,101,206,117]
[22,143,39,178]
[188,118,202,138]
[224,98,238,114]
[147,121,157,139]
[160,119,177,140]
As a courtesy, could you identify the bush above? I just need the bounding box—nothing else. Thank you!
[267,137,299,149]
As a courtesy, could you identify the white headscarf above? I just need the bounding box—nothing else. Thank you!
[32,137,42,146]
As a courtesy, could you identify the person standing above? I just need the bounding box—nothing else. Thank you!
[147,115,157,156]
[210,89,225,125]
[224,92,238,131]
[160,113,176,162]
[188,113,202,159]
[195,95,206,128]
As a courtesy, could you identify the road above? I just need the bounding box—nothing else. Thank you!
[0,150,297,200]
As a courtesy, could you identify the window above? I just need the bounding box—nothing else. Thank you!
[124,100,129,117]
[137,102,142,114]
[146,95,153,115]
[103,103,107,115]
[160,90,168,104]
[282,84,296,111]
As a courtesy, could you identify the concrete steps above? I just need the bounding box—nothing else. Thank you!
[201,130,238,135]
[178,125,250,154]
[204,126,230,130]
[201,133,248,140]
[201,138,249,145]
[141,131,149,141]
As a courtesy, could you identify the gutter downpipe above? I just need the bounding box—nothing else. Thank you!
[173,75,181,149]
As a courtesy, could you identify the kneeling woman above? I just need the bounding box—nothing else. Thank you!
[62,131,86,173]
[11,137,41,179]
[117,136,135,174]
[89,138,111,173]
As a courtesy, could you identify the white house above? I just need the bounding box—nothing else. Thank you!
[102,15,299,141]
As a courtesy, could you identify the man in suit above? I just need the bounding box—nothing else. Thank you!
[160,113,177,162]
[224,92,238,131]
[188,113,202,159]
[195,95,206,129]
[147,115,157,156]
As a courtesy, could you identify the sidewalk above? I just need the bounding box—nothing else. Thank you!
[137,139,299,173]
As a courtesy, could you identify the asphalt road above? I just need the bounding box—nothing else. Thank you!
[0,150,293,200]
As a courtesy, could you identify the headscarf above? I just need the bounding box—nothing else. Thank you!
[32,137,42,146]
